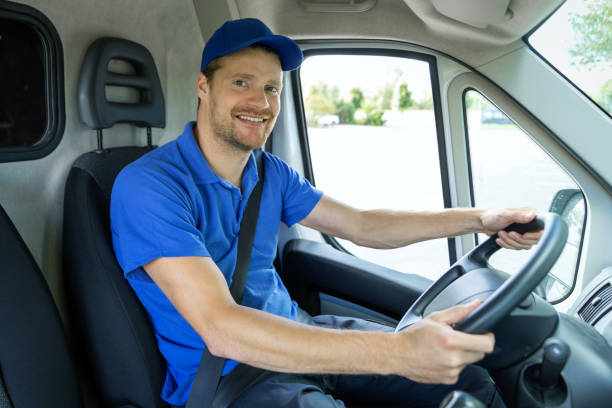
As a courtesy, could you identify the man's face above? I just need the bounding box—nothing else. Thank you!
[199,47,283,152]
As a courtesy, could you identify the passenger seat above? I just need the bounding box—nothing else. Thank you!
[0,204,82,407]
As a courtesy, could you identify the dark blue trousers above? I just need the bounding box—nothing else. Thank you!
[225,314,506,408]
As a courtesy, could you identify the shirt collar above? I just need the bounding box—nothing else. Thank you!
[176,121,260,194]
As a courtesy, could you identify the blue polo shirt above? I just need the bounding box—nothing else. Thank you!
[110,122,323,405]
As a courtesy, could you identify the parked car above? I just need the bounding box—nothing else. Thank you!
[316,114,340,126]
[480,107,512,125]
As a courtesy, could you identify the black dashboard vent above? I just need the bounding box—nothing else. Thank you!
[578,282,612,325]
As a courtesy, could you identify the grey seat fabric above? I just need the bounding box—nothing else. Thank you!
[0,204,83,408]
[64,146,168,408]
[0,377,12,408]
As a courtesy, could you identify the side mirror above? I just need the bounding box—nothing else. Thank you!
[536,188,585,303]
[548,188,584,248]
[549,189,583,218]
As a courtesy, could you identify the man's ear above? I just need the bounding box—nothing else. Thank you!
[196,72,210,100]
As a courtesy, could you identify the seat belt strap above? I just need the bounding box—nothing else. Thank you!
[185,149,265,408]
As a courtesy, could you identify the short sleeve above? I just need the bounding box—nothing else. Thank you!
[266,154,323,227]
[110,164,209,275]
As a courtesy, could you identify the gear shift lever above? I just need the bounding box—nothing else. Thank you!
[538,337,569,389]
[440,391,486,408]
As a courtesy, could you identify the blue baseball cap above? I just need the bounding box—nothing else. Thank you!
[200,18,303,72]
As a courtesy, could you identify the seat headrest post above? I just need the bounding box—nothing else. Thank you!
[96,129,105,154]
[146,127,152,147]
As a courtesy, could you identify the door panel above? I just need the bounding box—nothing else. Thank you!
[282,239,432,320]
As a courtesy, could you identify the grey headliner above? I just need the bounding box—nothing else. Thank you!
[193,0,564,68]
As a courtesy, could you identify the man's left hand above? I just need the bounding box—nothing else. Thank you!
[480,208,543,250]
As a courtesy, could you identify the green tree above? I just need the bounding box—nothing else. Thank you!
[398,83,413,111]
[464,92,480,110]
[335,100,355,124]
[377,83,394,110]
[365,110,385,126]
[569,0,612,66]
[597,79,612,111]
[305,92,336,115]
[308,83,340,101]
[350,88,364,109]
[360,102,386,126]
[304,84,338,125]
[569,1,611,111]
[414,96,433,110]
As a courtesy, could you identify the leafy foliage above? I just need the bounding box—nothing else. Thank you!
[304,81,431,126]
[335,100,355,124]
[350,88,364,109]
[413,96,433,110]
[377,83,395,110]
[398,83,414,111]
[569,0,612,66]
[305,86,336,122]
[597,79,612,111]
[569,0,612,111]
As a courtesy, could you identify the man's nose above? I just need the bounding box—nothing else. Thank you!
[245,87,270,110]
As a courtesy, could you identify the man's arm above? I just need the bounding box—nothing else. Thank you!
[144,256,494,384]
[300,195,541,250]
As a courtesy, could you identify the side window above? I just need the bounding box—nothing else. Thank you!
[465,90,585,303]
[0,3,64,162]
[299,53,450,280]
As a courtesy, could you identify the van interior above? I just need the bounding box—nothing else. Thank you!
[1,0,611,407]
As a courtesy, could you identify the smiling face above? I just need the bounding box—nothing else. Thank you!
[197,46,283,152]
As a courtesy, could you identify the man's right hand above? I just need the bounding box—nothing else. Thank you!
[392,301,495,384]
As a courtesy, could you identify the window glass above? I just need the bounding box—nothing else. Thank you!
[301,54,449,280]
[528,0,612,115]
[0,17,46,148]
[465,90,585,303]
[0,4,63,162]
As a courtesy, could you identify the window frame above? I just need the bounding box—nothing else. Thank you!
[0,0,65,163]
[461,87,587,304]
[291,45,458,265]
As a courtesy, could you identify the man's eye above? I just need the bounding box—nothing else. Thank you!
[266,86,279,94]
[234,80,247,87]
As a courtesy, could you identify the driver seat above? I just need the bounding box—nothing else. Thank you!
[63,37,168,407]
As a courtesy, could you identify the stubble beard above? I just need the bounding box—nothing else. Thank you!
[210,104,273,153]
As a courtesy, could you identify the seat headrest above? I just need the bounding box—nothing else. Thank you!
[77,37,165,129]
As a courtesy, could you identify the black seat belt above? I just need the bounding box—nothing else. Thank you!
[184,149,265,408]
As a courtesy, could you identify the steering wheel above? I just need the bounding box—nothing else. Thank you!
[395,213,568,368]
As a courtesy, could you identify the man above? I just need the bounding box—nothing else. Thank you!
[111,18,540,407]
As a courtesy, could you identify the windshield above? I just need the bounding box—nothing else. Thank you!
[528,0,612,116]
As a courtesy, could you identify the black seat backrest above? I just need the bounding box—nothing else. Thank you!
[63,37,167,407]
[0,204,82,408]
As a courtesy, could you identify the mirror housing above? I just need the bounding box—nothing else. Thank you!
[536,188,585,303]
[549,188,583,218]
